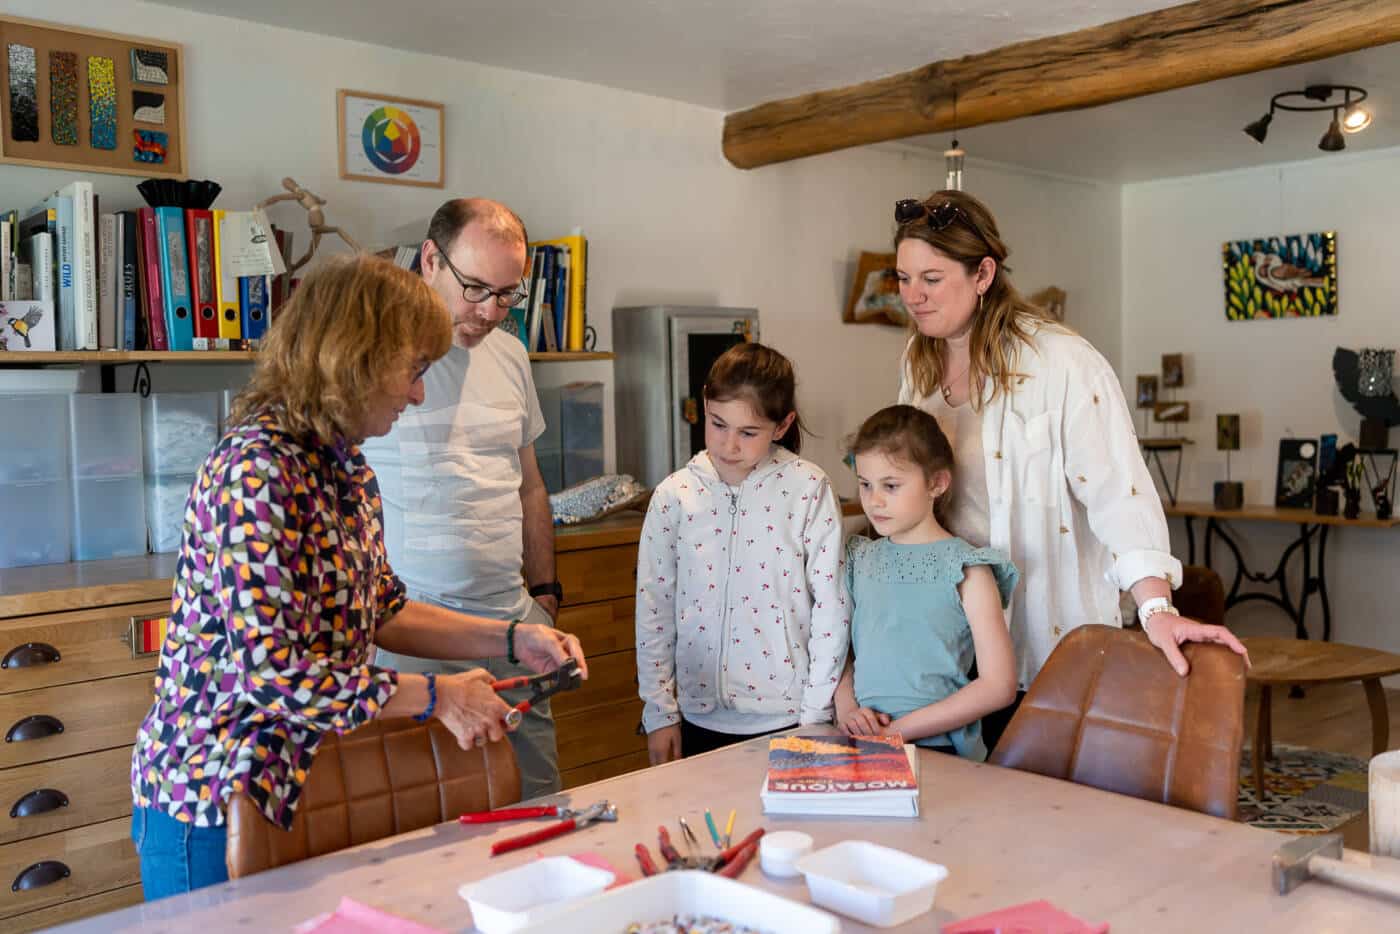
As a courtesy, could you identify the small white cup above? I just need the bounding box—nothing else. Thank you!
[1370,750,1400,859]
[760,830,814,879]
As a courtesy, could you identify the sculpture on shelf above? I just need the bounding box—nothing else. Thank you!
[1332,347,1399,450]
[257,177,364,277]
[1214,414,1243,510]
[1344,457,1364,520]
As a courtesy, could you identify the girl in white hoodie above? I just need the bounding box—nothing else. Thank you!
[636,343,850,763]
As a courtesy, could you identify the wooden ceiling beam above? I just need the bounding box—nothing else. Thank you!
[722,0,1400,169]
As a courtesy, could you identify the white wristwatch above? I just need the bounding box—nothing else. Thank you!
[1138,596,1176,628]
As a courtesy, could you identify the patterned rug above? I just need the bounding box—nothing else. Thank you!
[1237,743,1369,834]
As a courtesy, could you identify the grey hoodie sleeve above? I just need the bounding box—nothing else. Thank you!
[636,483,682,733]
[798,477,852,725]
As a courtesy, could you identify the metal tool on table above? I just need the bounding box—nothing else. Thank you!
[635,822,765,878]
[491,657,583,729]
[1273,834,1400,901]
[460,799,619,857]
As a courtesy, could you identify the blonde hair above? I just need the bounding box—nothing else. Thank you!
[895,190,1061,408]
[229,254,452,442]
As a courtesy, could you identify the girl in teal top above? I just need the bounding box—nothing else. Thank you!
[834,405,1019,761]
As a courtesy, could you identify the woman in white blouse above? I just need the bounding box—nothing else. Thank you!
[892,190,1248,750]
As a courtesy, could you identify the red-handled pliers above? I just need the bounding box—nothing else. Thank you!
[491,658,583,729]
[460,799,618,856]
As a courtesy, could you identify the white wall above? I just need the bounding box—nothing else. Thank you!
[1122,148,1400,653]
[0,0,1120,495]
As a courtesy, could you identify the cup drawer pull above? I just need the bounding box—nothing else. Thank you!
[10,788,69,818]
[11,860,69,892]
[2,643,60,669]
[5,715,64,743]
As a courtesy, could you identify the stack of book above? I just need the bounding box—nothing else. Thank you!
[760,734,920,818]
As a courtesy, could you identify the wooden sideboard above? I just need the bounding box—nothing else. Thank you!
[0,513,644,932]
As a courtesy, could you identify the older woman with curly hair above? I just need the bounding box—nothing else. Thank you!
[130,255,587,899]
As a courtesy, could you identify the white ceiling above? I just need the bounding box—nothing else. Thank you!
[154,0,1400,182]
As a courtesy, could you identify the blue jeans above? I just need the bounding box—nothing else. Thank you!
[131,806,228,900]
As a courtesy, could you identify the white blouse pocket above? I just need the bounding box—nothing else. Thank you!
[1003,410,1057,506]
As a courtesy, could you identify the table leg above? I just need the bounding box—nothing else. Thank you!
[1183,515,1197,566]
[1254,685,1273,799]
[1318,525,1333,643]
[1364,678,1390,757]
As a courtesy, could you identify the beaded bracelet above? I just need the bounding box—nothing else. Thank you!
[413,672,437,723]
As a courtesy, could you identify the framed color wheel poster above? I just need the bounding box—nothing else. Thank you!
[337,89,444,188]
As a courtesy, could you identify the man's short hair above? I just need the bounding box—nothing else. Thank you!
[425,199,528,253]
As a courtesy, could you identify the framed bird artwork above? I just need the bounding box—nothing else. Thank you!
[1223,232,1337,320]
[0,301,54,352]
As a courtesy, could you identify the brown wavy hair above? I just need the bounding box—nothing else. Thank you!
[896,190,1061,408]
[228,254,452,443]
[849,404,954,521]
[703,341,806,455]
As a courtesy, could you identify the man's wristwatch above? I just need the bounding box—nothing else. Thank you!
[1138,596,1177,628]
[530,582,564,603]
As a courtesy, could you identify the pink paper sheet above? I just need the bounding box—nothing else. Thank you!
[295,896,446,934]
[941,899,1110,934]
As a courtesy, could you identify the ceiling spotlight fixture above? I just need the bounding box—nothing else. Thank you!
[1242,84,1371,152]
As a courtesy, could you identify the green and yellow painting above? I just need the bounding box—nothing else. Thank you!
[1223,232,1337,320]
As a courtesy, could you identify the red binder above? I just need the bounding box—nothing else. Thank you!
[137,207,168,351]
[185,209,218,341]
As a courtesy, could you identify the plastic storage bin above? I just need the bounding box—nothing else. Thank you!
[0,479,71,568]
[143,392,220,475]
[459,856,614,934]
[560,381,604,488]
[0,394,70,484]
[535,386,565,494]
[146,473,196,554]
[69,394,144,478]
[72,475,148,561]
[796,840,948,928]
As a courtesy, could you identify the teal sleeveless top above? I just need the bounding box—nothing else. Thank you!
[847,535,1019,761]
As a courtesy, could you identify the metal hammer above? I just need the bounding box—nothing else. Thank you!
[1273,834,1400,902]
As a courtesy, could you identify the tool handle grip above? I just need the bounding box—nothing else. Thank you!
[1310,856,1400,901]
[717,841,759,878]
[635,844,661,877]
[458,806,557,824]
[719,827,765,864]
[491,676,530,691]
[490,818,576,856]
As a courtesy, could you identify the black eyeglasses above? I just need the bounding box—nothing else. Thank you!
[894,199,977,232]
[430,239,529,308]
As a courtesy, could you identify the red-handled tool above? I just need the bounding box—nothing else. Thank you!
[491,658,583,729]
[486,800,617,857]
[460,804,584,824]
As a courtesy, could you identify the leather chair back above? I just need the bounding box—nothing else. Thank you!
[226,719,520,879]
[990,625,1244,819]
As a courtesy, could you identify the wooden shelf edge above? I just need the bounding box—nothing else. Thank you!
[527,351,614,362]
[0,351,256,364]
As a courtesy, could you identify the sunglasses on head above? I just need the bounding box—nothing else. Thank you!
[894,199,975,231]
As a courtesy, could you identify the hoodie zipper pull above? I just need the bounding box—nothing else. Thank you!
[728,490,739,516]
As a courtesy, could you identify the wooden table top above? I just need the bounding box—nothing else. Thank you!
[1164,500,1400,529]
[1243,637,1400,685]
[54,737,1400,933]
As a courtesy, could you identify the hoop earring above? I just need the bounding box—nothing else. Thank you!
[977,293,984,314]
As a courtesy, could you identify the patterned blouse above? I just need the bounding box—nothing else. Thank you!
[131,412,404,830]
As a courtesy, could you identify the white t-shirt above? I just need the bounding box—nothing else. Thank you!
[925,394,990,548]
[362,328,546,620]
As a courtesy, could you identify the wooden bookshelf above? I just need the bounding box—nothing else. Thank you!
[0,350,613,366]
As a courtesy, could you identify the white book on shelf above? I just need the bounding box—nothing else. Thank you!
[55,181,97,350]
[25,232,53,305]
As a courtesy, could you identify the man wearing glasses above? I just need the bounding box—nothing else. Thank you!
[362,198,567,798]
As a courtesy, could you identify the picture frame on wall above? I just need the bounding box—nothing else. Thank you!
[843,251,906,327]
[1135,375,1158,409]
[337,89,444,188]
[1275,438,1319,508]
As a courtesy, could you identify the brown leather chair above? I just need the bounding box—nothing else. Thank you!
[1174,565,1227,628]
[226,719,520,879]
[989,624,1244,819]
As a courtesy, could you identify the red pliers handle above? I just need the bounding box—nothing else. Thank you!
[491,658,582,729]
[458,806,561,824]
[489,817,578,856]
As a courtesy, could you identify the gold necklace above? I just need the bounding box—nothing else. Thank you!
[941,362,971,405]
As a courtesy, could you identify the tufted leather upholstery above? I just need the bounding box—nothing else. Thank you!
[989,625,1244,820]
[1174,566,1227,628]
[226,719,520,879]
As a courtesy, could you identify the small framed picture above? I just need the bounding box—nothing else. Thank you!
[1135,375,1159,409]
[1161,353,1184,388]
[1154,400,1190,423]
[1275,439,1318,508]
[1216,414,1240,451]
[843,251,906,327]
[337,89,444,188]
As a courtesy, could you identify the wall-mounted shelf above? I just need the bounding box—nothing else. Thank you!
[0,350,613,366]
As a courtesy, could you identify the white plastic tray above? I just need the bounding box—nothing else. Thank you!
[459,856,615,934]
[796,840,947,928]
[512,870,841,934]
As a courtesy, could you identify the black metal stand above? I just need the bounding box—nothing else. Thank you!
[1144,446,1184,507]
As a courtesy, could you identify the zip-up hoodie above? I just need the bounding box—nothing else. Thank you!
[636,446,851,733]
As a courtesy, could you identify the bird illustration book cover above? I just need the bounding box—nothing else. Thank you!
[0,301,55,352]
[1223,232,1337,320]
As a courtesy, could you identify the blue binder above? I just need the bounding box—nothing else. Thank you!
[154,207,194,351]
[239,275,269,342]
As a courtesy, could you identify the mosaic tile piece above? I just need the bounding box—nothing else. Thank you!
[133,89,165,124]
[48,51,79,146]
[130,48,169,85]
[6,44,38,142]
[133,128,168,164]
[87,56,117,150]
